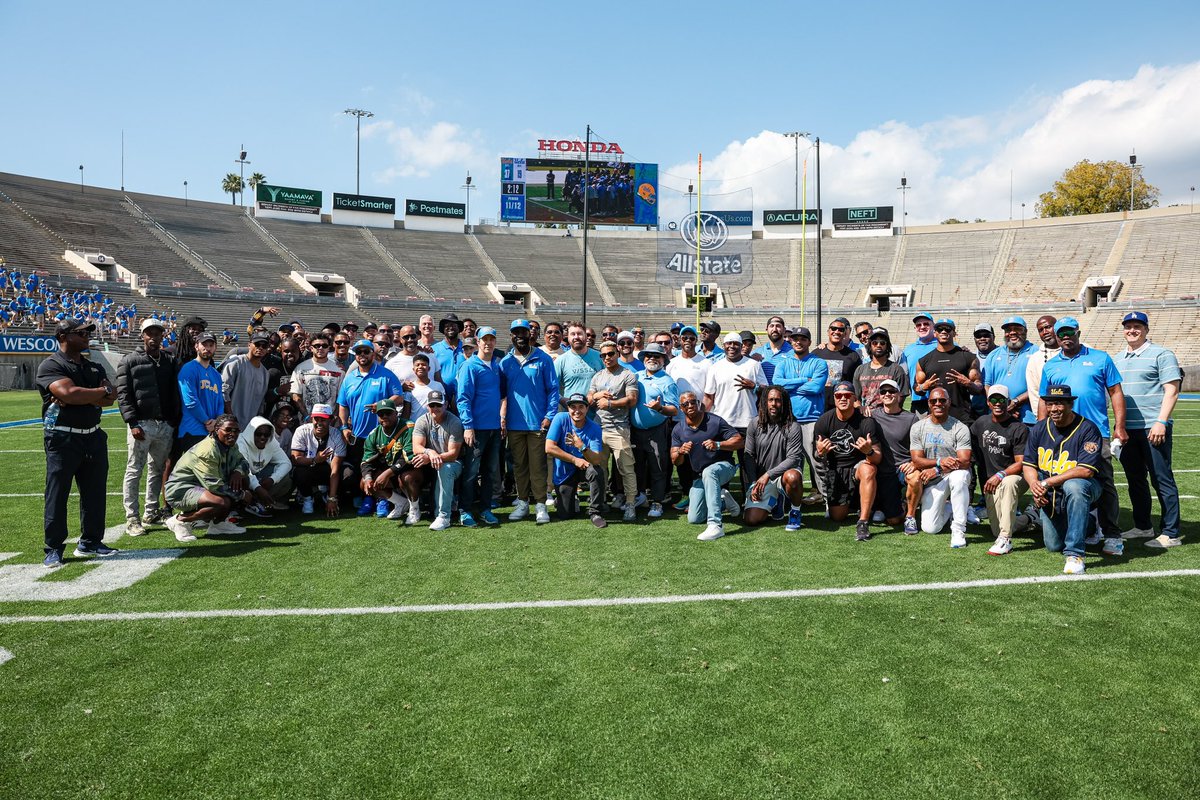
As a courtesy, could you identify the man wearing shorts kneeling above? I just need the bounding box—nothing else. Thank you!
[813,381,884,541]
[164,414,253,541]
[742,385,807,531]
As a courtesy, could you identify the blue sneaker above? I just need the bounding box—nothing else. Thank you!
[73,543,119,558]
[375,499,391,518]
[460,511,479,528]
[357,496,376,516]
[785,508,804,531]
[672,496,690,511]
[770,496,787,521]
[480,509,499,525]
[904,516,918,536]
[43,550,64,568]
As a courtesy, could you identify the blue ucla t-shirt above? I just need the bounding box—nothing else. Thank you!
[547,411,602,486]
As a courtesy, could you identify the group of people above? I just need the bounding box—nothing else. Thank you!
[37,304,1183,577]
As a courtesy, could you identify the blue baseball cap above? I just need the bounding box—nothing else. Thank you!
[476,326,497,339]
[670,322,683,333]
[352,338,374,352]
[1122,311,1149,326]
[1053,316,1080,334]
[680,325,698,337]
[1001,316,1027,329]
[510,318,531,332]
[934,318,956,330]
[912,312,934,323]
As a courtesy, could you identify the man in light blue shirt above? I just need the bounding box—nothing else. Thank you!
[752,316,792,363]
[1114,311,1182,547]
[899,312,938,414]
[771,326,830,498]
[555,321,603,405]
[982,316,1038,423]
[631,344,680,518]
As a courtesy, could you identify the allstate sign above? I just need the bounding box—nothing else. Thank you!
[0,335,57,354]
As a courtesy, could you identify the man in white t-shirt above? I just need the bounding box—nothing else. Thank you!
[704,331,768,499]
[405,352,445,420]
[385,324,443,389]
[665,325,709,425]
[290,332,344,421]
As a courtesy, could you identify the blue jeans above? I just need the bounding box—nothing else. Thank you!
[460,429,502,514]
[433,460,463,518]
[1039,477,1101,557]
[1120,427,1180,539]
[687,461,737,526]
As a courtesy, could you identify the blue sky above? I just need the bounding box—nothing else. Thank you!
[3,0,1199,224]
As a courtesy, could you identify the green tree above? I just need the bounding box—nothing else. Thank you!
[221,172,246,205]
[941,218,967,225]
[247,172,267,199]
[1037,159,1159,217]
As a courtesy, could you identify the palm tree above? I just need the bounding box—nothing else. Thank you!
[221,172,245,205]
[247,172,267,202]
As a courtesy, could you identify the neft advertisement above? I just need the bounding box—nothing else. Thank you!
[257,184,323,215]
[333,193,396,214]
[832,206,894,231]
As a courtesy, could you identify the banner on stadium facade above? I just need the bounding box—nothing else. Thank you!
[763,209,822,226]
[256,184,322,215]
[0,334,57,354]
[832,206,893,231]
[706,210,753,227]
[405,199,466,219]
[333,193,395,214]
[654,188,754,291]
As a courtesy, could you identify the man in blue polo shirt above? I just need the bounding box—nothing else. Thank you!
[1115,311,1182,548]
[752,315,792,364]
[1023,384,1104,575]
[670,391,743,542]
[982,316,1038,424]
[899,312,939,415]
[1038,316,1127,557]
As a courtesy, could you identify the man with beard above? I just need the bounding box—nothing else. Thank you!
[970,385,1030,555]
[1024,314,1060,417]
[555,321,603,405]
[177,331,224,457]
[631,343,679,519]
[813,317,861,408]
[500,319,559,524]
[982,316,1039,424]
[337,338,405,516]
[222,332,271,431]
[163,414,252,541]
[852,327,908,415]
[914,319,982,423]
[1023,384,1104,575]
[290,333,343,422]
[814,381,884,542]
[698,321,724,361]
[752,315,792,364]
[546,393,607,526]
[433,313,466,406]
[117,318,181,536]
[590,340,640,521]
[908,387,973,548]
[385,325,438,388]
[899,312,939,415]
[291,404,350,516]
[773,326,829,503]
[742,385,806,531]
[1038,316,1128,557]
[456,326,504,528]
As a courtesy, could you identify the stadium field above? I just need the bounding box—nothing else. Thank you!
[1,389,1198,798]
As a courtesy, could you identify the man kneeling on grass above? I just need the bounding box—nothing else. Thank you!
[907,387,972,548]
[163,414,253,541]
[545,392,607,528]
[670,391,744,542]
[236,416,294,517]
[814,381,884,542]
[411,390,464,531]
[360,398,424,525]
[741,385,806,532]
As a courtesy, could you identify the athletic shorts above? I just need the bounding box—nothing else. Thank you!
[743,475,785,513]
[826,461,867,509]
[166,485,207,513]
[873,470,903,519]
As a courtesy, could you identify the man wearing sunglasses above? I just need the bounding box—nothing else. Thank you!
[221,331,271,431]
[852,327,908,416]
[814,381,885,541]
[290,333,344,422]
[982,316,1039,424]
[813,317,860,408]
[908,387,973,547]
[871,379,917,531]
[970,385,1030,555]
[899,312,939,414]
[772,326,829,504]
[590,340,640,522]
[385,325,441,391]
[914,318,982,423]
[1038,316,1128,556]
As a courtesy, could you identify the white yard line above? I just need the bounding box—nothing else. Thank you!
[2,569,1198,626]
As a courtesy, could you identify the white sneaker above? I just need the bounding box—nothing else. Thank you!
[166,514,196,542]
[722,489,740,516]
[209,519,246,535]
[950,530,968,548]
[1063,555,1085,575]
[406,500,422,525]
[546,492,556,507]
[301,496,315,515]
[1120,526,1155,540]
[647,502,663,519]
[125,518,147,537]
[388,493,410,520]
[697,523,725,541]
[509,499,529,521]
[1146,534,1182,549]
[633,492,647,508]
[987,537,1012,556]
[1101,537,1125,556]
[535,503,551,524]
[429,514,451,531]
[966,506,981,525]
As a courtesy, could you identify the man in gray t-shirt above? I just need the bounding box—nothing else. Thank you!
[589,363,637,430]
[906,387,973,545]
[411,391,465,528]
[588,342,640,519]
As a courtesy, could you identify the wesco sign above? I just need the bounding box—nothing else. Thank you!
[0,334,57,354]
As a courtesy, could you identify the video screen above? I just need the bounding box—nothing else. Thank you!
[500,158,657,226]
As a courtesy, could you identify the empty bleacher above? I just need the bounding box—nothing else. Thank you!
[372,229,493,300]
[476,234,604,305]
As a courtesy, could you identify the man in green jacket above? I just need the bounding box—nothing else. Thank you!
[360,398,426,524]
[164,414,252,541]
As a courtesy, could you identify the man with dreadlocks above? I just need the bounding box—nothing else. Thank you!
[741,385,807,531]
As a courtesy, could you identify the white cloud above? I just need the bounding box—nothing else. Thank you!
[366,121,485,181]
[662,62,1200,225]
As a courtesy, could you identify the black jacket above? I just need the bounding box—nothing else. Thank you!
[116,347,182,428]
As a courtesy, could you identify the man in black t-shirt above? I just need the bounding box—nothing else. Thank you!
[813,381,884,541]
[969,385,1030,555]
[36,319,119,567]
[869,379,915,527]
[813,317,861,408]
[915,318,982,422]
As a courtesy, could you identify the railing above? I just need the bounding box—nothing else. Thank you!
[243,209,315,273]
[122,197,240,289]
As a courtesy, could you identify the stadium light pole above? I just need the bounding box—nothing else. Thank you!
[783,131,808,208]
[581,125,591,326]
[461,172,475,234]
[183,180,188,207]
[235,146,250,207]
[78,165,84,194]
[814,136,822,336]
[897,175,909,234]
[687,183,694,215]
[1191,185,1195,213]
[344,108,374,194]
[1128,151,1137,214]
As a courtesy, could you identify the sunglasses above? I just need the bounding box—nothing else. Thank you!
[833,392,856,399]
[334,340,350,345]
[828,326,847,332]
[988,396,1009,403]
[879,387,898,395]
[632,330,643,335]
[1056,329,1078,337]
[600,351,618,358]
[929,398,949,405]
[680,399,699,407]
[312,343,330,348]
[934,327,954,334]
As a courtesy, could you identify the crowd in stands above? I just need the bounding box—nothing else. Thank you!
[36,303,1184,576]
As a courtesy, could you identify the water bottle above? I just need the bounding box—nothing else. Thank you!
[43,401,60,433]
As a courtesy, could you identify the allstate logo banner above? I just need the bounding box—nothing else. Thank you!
[655,187,754,290]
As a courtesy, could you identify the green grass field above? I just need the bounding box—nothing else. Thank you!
[2,389,1198,798]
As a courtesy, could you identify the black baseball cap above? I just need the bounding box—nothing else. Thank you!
[55,319,94,338]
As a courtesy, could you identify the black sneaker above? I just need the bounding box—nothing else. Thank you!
[43,550,64,568]
[74,543,120,558]
[242,501,272,518]
[855,521,871,542]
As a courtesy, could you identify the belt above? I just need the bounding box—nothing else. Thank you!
[50,425,101,435]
